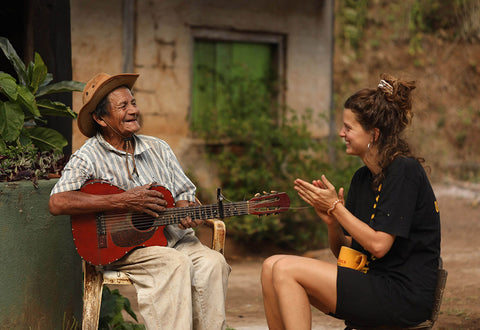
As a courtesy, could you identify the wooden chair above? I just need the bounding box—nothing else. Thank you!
[81,212,226,330]
[344,260,448,330]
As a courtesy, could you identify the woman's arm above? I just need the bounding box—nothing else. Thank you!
[330,203,395,258]
[327,221,352,257]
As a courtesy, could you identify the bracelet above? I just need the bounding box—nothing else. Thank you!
[327,199,342,216]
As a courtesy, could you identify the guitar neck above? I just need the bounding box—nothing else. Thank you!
[155,201,249,226]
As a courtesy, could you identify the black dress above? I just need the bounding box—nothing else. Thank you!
[334,157,441,327]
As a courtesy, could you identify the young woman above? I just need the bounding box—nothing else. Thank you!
[261,74,441,329]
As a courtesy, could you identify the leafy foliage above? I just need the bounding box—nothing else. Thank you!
[99,286,145,330]
[193,68,360,251]
[0,144,67,183]
[0,37,84,154]
[336,0,369,51]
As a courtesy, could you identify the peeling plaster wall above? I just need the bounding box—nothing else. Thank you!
[70,0,333,190]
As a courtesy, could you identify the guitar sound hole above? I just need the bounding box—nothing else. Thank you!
[132,215,155,231]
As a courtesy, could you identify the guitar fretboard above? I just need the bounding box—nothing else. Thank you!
[154,201,249,226]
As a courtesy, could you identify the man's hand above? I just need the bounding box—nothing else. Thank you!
[178,217,203,229]
[122,184,168,218]
[177,200,203,229]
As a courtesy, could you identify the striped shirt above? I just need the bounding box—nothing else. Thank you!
[51,133,197,246]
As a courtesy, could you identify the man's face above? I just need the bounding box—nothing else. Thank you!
[103,87,140,137]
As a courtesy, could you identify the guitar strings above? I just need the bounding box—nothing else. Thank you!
[98,207,297,233]
[98,210,293,232]
[97,203,307,226]
[97,201,292,233]
[100,204,283,229]
[97,202,304,225]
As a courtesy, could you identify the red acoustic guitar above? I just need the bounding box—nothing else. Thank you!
[71,180,290,265]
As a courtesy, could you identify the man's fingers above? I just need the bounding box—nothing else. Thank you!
[178,217,202,229]
[143,208,159,218]
[147,189,165,199]
[146,202,166,212]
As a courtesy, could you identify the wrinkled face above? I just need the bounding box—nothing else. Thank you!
[339,108,372,158]
[104,87,140,137]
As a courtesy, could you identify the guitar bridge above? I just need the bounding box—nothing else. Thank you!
[96,213,107,248]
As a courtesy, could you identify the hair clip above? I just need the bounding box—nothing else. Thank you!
[378,79,393,94]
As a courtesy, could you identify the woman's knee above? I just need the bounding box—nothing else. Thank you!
[262,254,290,281]
[262,255,279,277]
[270,256,294,281]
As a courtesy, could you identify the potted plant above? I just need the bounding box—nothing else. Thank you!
[0,36,84,183]
[0,37,85,328]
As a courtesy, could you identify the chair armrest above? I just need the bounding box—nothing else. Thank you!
[196,197,226,254]
[103,270,133,285]
[204,218,226,254]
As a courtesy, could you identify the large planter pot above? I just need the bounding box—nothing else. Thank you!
[0,179,82,328]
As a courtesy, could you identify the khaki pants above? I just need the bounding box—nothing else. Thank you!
[108,233,231,330]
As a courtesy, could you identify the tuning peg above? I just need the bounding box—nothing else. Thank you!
[255,193,261,197]
[263,191,268,195]
[271,190,277,194]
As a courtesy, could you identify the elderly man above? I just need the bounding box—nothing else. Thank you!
[49,73,230,329]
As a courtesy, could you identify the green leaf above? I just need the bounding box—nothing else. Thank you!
[0,72,18,100]
[30,52,48,94]
[121,295,139,322]
[0,139,6,154]
[26,127,67,152]
[99,286,144,329]
[36,80,85,97]
[39,73,53,87]
[0,102,5,134]
[17,84,40,117]
[0,37,28,85]
[0,101,24,141]
[26,61,34,87]
[37,99,77,119]
[18,132,32,146]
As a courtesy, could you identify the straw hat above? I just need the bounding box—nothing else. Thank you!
[77,73,139,137]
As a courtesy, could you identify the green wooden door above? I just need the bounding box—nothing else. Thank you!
[192,40,274,136]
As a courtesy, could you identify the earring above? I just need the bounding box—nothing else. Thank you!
[367,143,371,149]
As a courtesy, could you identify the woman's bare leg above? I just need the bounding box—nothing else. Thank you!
[262,255,289,330]
[261,255,338,330]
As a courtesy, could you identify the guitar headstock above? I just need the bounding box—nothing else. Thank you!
[248,191,290,216]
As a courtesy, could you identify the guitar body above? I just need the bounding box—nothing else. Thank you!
[71,180,175,266]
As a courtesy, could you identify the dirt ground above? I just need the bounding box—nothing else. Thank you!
[113,182,480,329]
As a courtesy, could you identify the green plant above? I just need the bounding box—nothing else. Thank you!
[408,1,425,55]
[0,36,84,154]
[407,0,480,54]
[99,285,145,330]
[0,144,66,183]
[62,312,80,330]
[193,69,359,251]
[336,0,369,52]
